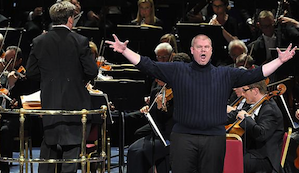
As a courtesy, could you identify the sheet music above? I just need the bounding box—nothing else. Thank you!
[144,112,168,147]
[20,90,41,103]
[279,95,299,129]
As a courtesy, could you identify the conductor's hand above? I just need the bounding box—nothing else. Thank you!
[277,43,297,63]
[105,34,129,54]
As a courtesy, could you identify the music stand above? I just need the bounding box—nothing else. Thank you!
[94,79,147,173]
[111,25,164,63]
[176,22,229,65]
[102,68,147,80]
[72,26,103,46]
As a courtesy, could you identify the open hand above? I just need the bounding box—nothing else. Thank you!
[105,34,129,54]
[277,43,297,63]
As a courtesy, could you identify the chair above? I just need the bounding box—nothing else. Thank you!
[281,127,292,168]
[223,133,243,173]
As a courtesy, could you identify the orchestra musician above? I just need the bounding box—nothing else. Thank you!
[105,33,296,173]
[0,46,36,173]
[25,1,98,173]
[130,0,163,27]
[127,78,174,173]
[227,80,284,173]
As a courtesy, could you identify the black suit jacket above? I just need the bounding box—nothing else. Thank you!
[26,26,98,145]
[240,99,284,173]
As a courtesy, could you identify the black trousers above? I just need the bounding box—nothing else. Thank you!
[127,135,170,173]
[170,132,226,173]
[244,152,273,173]
[38,140,81,173]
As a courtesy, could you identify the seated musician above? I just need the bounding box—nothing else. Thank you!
[227,79,284,173]
[130,0,163,27]
[0,46,38,173]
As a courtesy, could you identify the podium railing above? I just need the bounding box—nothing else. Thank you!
[0,106,108,173]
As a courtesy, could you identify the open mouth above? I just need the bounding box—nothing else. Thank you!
[200,54,206,58]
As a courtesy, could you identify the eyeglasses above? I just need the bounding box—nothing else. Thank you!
[242,87,253,92]
[156,55,170,60]
[260,23,274,29]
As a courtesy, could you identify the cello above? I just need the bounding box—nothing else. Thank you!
[226,83,287,136]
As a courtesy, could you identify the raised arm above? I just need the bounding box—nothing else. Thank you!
[105,34,141,65]
[262,43,297,77]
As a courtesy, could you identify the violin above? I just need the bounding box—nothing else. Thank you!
[161,88,173,112]
[165,88,173,102]
[14,65,26,79]
[226,83,287,136]
[0,87,18,108]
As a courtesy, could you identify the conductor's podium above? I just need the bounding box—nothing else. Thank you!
[0,107,108,173]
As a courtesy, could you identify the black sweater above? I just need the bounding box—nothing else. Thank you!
[136,56,265,135]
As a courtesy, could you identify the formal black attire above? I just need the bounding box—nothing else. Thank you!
[228,99,284,173]
[127,86,173,173]
[26,26,98,173]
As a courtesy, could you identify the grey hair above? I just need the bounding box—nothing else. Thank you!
[228,39,248,55]
[6,46,22,60]
[154,42,173,54]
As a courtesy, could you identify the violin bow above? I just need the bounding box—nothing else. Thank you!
[0,58,13,78]
[12,30,24,70]
[0,21,11,54]
[244,43,254,68]
[267,76,293,87]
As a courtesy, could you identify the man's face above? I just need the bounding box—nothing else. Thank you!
[258,17,275,37]
[230,46,244,62]
[190,37,212,65]
[242,86,255,104]
[156,49,171,62]
[4,49,16,71]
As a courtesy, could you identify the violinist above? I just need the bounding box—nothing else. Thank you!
[227,80,284,173]
[247,10,299,66]
[0,46,33,173]
[127,42,174,173]
[127,79,174,173]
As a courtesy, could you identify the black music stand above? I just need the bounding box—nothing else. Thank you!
[108,25,164,63]
[102,69,147,80]
[176,22,230,65]
[72,26,103,46]
[94,79,147,173]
